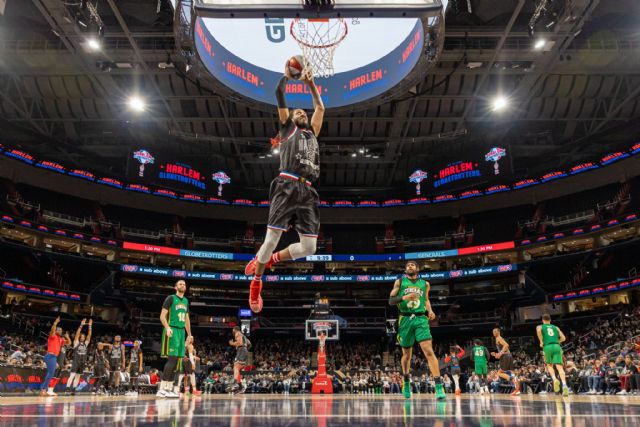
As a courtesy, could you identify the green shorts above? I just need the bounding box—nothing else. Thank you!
[543,343,563,365]
[397,314,432,348]
[474,363,488,375]
[161,327,186,358]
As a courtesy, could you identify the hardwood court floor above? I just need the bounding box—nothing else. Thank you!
[1,393,639,426]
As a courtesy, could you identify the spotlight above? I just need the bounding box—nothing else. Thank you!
[87,37,101,51]
[491,96,509,112]
[358,147,365,154]
[534,38,546,50]
[128,96,146,112]
[351,152,357,157]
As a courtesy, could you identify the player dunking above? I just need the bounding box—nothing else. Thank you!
[228,326,251,394]
[158,279,192,398]
[245,62,325,313]
[537,314,569,396]
[491,328,520,396]
[389,261,446,400]
[472,339,490,394]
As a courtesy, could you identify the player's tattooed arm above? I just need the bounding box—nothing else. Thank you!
[558,328,566,343]
[303,72,325,136]
[536,325,544,348]
[276,74,289,124]
[424,282,436,320]
[388,279,403,305]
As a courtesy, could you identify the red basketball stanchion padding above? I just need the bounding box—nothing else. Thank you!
[311,333,333,394]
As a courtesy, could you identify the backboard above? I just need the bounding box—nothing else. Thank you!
[306,319,340,341]
[175,0,446,111]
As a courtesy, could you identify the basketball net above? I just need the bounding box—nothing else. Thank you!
[318,333,327,351]
[290,18,348,78]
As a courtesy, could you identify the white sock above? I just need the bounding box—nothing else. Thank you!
[453,375,460,390]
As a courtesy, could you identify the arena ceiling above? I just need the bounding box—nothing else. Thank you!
[0,0,639,195]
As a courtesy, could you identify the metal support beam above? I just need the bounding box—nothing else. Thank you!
[452,0,526,131]
[105,0,182,135]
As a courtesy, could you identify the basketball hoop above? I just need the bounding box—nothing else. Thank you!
[290,17,348,78]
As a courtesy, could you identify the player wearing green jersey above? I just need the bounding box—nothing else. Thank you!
[389,261,446,400]
[157,280,192,398]
[537,313,569,396]
[472,339,490,394]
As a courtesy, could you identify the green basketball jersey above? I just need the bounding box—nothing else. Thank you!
[472,345,489,364]
[167,295,189,328]
[540,323,559,346]
[397,277,427,314]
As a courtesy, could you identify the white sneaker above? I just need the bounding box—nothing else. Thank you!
[619,390,627,395]
[165,391,180,398]
[156,389,167,398]
[46,390,57,396]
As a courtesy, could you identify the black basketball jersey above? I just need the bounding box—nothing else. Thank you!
[130,348,141,365]
[74,342,88,361]
[110,344,123,360]
[278,118,320,182]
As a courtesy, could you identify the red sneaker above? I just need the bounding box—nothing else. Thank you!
[249,279,263,313]
[193,390,202,396]
[244,256,274,276]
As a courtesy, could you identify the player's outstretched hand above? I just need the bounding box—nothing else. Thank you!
[427,311,436,321]
[301,67,314,85]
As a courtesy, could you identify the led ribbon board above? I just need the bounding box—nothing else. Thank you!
[121,263,517,283]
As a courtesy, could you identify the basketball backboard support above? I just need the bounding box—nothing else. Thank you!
[175,0,445,111]
[306,319,340,341]
[193,0,444,19]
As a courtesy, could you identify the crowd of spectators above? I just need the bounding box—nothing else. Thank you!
[2,303,639,395]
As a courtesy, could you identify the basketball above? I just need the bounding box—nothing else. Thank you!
[286,55,306,80]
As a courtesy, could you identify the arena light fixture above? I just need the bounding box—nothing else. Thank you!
[351,152,357,157]
[127,96,146,113]
[491,96,509,112]
[86,37,101,51]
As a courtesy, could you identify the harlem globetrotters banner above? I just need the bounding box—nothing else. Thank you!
[127,148,231,195]
[0,367,93,393]
[427,146,513,191]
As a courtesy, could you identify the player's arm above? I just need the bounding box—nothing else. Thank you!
[424,282,436,320]
[558,327,566,343]
[388,279,402,304]
[497,336,509,355]
[185,308,192,340]
[276,74,289,124]
[139,351,144,373]
[160,296,173,337]
[121,345,126,370]
[302,72,325,136]
[86,319,92,344]
[50,316,60,337]
[74,319,84,345]
[229,332,241,347]
[536,325,544,348]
